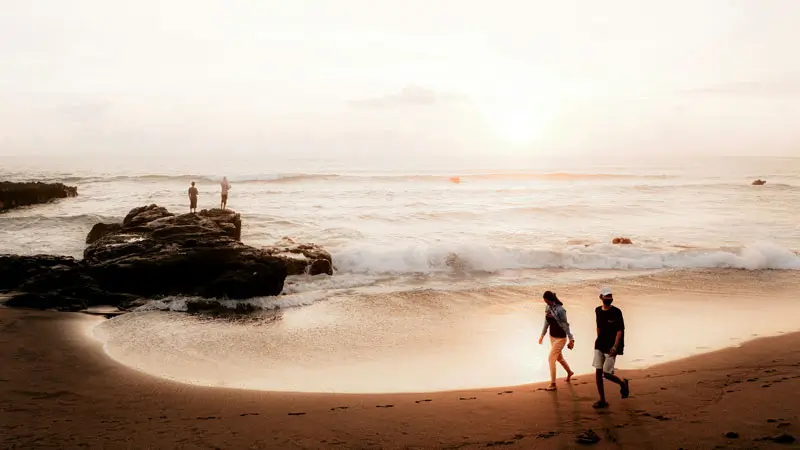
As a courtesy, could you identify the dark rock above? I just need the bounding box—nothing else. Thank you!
[0,255,81,292]
[0,181,78,212]
[751,179,767,186]
[772,434,795,444]
[185,299,258,315]
[612,237,633,245]
[6,287,139,312]
[575,429,601,445]
[86,223,123,244]
[758,434,796,444]
[725,432,739,439]
[262,237,334,276]
[84,205,287,299]
[122,204,173,227]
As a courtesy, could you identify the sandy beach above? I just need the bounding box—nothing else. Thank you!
[2,304,799,449]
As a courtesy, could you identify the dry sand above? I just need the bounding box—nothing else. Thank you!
[1,307,799,449]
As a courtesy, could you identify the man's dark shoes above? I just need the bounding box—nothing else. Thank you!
[592,400,609,409]
[621,379,630,399]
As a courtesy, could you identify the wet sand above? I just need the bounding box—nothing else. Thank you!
[1,306,799,449]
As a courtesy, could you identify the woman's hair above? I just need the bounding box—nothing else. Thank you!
[543,290,563,305]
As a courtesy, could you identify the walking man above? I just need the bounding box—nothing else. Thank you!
[593,287,630,408]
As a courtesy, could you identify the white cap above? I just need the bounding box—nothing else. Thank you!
[600,287,613,297]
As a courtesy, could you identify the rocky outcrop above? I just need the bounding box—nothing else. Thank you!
[0,181,78,211]
[751,179,767,186]
[0,255,81,292]
[1,205,334,312]
[263,237,334,275]
[0,255,140,311]
[612,237,633,245]
[83,205,285,299]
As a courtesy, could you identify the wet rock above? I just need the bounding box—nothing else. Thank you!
[86,223,123,244]
[185,299,258,315]
[0,181,78,211]
[0,255,81,292]
[84,205,287,299]
[263,237,334,276]
[725,432,739,439]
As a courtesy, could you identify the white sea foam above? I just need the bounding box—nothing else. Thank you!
[333,241,800,274]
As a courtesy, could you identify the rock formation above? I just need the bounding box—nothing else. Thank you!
[83,205,285,299]
[0,205,317,312]
[751,179,767,186]
[0,181,78,212]
[612,237,633,245]
[262,237,334,276]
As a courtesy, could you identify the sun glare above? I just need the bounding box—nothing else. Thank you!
[481,105,553,145]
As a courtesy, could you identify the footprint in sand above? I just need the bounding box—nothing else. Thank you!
[415,399,433,403]
[239,413,259,417]
[459,397,477,401]
[376,404,394,408]
[288,412,306,416]
[329,406,349,411]
[196,416,218,420]
[537,431,557,439]
[497,391,513,395]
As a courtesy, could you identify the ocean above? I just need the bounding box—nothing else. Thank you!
[3,153,800,392]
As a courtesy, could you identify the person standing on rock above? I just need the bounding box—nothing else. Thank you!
[593,287,630,409]
[188,181,199,213]
[220,176,231,210]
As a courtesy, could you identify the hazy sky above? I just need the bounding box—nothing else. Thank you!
[2,0,800,158]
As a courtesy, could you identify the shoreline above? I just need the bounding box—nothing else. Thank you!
[87,269,800,394]
[2,307,799,448]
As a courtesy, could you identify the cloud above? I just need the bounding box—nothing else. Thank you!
[349,85,465,109]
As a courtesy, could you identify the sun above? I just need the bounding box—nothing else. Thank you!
[479,104,554,145]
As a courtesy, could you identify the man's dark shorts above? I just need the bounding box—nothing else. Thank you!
[190,198,197,209]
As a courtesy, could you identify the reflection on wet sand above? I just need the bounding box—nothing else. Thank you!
[93,270,800,393]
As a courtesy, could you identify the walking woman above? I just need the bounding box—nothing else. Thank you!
[538,290,575,390]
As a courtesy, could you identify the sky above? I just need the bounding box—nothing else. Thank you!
[1,0,800,159]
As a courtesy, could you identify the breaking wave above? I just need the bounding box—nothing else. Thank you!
[332,241,800,274]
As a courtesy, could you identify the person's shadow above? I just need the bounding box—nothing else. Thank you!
[541,380,656,448]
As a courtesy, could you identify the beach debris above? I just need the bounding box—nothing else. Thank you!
[575,429,601,445]
[611,237,633,245]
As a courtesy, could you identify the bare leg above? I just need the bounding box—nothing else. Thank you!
[593,369,608,408]
[604,372,630,398]
[557,354,574,381]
